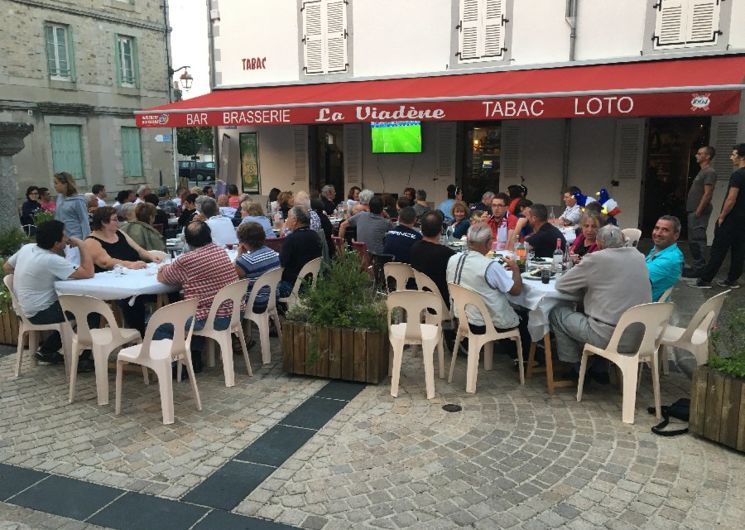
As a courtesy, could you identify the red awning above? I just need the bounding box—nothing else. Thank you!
[137,55,745,128]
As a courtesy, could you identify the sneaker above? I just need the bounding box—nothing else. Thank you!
[682,267,701,279]
[35,350,63,365]
[76,357,95,373]
[692,279,712,289]
[716,279,741,289]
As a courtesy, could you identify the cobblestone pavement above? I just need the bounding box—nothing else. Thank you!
[1,280,745,529]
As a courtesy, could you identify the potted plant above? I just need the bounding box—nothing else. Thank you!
[282,250,389,383]
[0,227,30,345]
[690,308,745,452]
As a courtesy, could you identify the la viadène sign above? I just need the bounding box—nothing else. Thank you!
[136,91,740,128]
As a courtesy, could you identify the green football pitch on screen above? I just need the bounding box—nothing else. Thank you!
[371,122,422,153]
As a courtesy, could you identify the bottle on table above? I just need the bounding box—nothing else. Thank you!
[552,238,563,274]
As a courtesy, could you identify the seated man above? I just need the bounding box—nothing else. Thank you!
[157,221,239,371]
[201,197,238,246]
[278,206,322,297]
[446,223,529,355]
[178,193,198,229]
[549,225,652,381]
[383,206,421,263]
[339,195,391,255]
[320,185,337,216]
[525,203,566,258]
[646,215,684,301]
[3,220,94,364]
[556,187,582,226]
[411,211,455,308]
[413,189,431,220]
[235,221,281,312]
[484,192,517,250]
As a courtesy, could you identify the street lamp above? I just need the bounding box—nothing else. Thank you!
[170,65,192,90]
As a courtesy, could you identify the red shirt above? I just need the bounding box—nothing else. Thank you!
[159,243,239,321]
[487,213,518,241]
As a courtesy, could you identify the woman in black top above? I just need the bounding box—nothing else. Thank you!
[20,186,42,226]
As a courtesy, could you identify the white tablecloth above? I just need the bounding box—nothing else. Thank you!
[55,264,176,302]
[560,226,577,245]
[508,277,578,342]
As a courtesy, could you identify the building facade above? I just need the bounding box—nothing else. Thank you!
[1,0,173,204]
[140,0,745,237]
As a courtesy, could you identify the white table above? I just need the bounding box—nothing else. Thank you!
[55,264,176,303]
[508,276,578,342]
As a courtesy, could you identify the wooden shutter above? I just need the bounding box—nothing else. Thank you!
[482,0,505,58]
[654,0,686,47]
[50,125,84,178]
[459,0,481,61]
[302,0,323,74]
[343,124,362,187]
[435,122,456,181]
[613,119,645,180]
[293,126,309,188]
[121,127,143,177]
[710,117,739,181]
[325,0,348,73]
[686,0,720,44]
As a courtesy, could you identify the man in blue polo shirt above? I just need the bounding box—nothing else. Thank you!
[383,206,421,263]
[646,215,684,301]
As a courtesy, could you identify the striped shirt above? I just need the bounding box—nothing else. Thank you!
[159,243,239,321]
[236,246,280,307]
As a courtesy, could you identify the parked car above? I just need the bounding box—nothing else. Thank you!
[178,160,215,184]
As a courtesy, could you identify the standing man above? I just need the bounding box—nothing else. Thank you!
[695,144,745,289]
[92,184,107,207]
[684,146,717,277]
[646,216,684,301]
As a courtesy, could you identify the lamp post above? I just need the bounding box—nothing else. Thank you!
[168,65,192,189]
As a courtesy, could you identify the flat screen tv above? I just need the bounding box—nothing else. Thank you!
[371,121,422,153]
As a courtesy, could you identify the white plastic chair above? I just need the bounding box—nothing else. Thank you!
[4,274,73,378]
[447,283,525,393]
[244,267,283,365]
[659,290,729,371]
[384,262,415,292]
[622,228,642,248]
[658,285,674,303]
[196,278,253,387]
[577,302,674,424]
[278,257,321,308]
[413,269,451,377]
[115,299,200,425]
[58,295,142,405]
[387,291,443,400]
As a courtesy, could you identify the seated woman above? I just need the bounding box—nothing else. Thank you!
[120,202,166,251]
[239,200,275,238]
[508,199,533,250]
[449,200,470,239]
[570,212,601,260]
[20,186,42,227]
[227,184,241,209]
[84,206,164,334]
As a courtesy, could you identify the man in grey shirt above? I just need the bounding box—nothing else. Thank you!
[684,146,717,276]
[339,195,391,254]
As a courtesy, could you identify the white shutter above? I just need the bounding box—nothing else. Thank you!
[459,0,481,60]
[435,122,457,181]
[500,122,522,181]
[613,119,645,180]
[344,124,362,187]
[686,0,720,44]
[482,0,504,58]
[325,0,347,72]
[655,0,686,47]
[293,126,309,188]
[710,117,739,181]
[303,0,323,74]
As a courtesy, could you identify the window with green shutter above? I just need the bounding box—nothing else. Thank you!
[121,127,143,177]
[45,23,74,80]
[116,35,138,87]
[50,125,84,178]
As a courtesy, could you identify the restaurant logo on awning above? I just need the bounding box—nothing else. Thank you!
[690,93,711,111]
[139,113,170,126]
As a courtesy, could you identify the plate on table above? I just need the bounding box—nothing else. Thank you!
[522,268,556,281]
[529,257,552,264]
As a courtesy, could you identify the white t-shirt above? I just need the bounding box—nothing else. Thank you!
[206,216,238,246]
[97,197,106,207]
[561,204,581,225]
[6,244,76,317]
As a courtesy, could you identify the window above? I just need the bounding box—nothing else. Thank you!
[121,127,143,177]
[653,0,721,49]
[457,0,506,62]
[302,0,348,75]
[45,23,73,80]
[116,35,138,87]
[50,125,84,178]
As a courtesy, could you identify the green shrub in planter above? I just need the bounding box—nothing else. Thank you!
[710,308,745,378]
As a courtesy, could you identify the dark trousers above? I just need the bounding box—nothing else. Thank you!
[700,219,745,283]
[687,211,710,271]
[116,296,154,337]
[28,301,99,354]
[466,308,531,359]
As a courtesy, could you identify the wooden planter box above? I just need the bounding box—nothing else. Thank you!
[282,321,389,384]
[690,365,745,453]
[0,301,19,346]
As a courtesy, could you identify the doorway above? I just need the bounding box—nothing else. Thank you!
[461,123,501,204]
[641,117,710,238]
[309,125,344,196]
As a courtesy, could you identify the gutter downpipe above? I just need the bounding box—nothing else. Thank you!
[207,0,220,176]
[163,0,179,190]
[562,0,578,191]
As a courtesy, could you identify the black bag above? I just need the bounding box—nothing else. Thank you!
[648,398,690,436]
